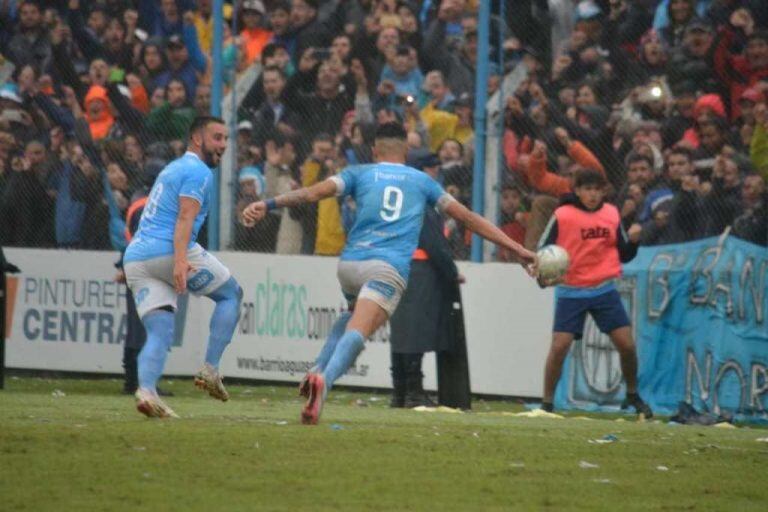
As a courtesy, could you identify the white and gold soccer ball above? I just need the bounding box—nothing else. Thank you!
[536,244,570,283]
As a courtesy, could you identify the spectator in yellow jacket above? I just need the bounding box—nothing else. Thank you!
[298,134,346,255]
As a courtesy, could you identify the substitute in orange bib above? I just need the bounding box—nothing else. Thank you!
[537,159,652,418]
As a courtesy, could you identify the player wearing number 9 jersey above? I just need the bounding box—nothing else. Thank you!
[333,163,448,281]
[242,122,538,425]
[123,117,244,419]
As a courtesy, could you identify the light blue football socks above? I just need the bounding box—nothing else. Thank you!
[204,277,243,369]
[313,312,353,372]
[322,329,366,391]
[137,309,175,392]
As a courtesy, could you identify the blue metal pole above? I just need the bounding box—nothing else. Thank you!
[494,3,506,260]
[229,0,239,251]
[470,0,491,262]
[208,0,224,250]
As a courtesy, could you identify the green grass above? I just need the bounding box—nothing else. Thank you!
[1,377,767,511]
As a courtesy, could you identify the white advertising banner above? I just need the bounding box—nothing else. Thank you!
[5,249,553,397]
[5,249,129,373]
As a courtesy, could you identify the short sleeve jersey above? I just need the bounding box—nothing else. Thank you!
[124,152,211,262]
[332,163,451,280]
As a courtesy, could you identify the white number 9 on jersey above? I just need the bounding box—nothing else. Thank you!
[380,186,404,221]
[142,183,164,219]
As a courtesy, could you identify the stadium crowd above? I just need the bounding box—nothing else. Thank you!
[0,0,766,256]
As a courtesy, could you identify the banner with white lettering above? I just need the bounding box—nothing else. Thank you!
[555,236,768,420]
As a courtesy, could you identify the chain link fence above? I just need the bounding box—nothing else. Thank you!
[1,0,766,256]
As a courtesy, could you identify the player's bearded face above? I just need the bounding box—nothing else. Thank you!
[201,124,228,167]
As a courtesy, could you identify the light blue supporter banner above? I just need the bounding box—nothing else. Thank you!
[554,235,768,421]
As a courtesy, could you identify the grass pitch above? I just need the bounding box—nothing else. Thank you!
[1,377,767,511]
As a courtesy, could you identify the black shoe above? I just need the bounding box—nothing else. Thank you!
[622,393,653,419]
[404,390,435,408]
[403,354,434,408]
[390,393,405,408]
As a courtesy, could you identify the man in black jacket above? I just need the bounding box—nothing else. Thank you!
[389,150,465,408]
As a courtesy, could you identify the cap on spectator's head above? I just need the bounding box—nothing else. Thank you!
[684,18,713,35]
[651,195,673,215]
[0,83,23,104]
[146,141,174,161]
[303,0,319,10]
[242,0,266,14]
[238,166,265,195]
[575,0,603,21]
[239,165,263,182]
[407,148,440,170]
[693,93,726,119]
[740,87,766,104]
[143,158,167,187]
[237,120,254,131]
[453,92,473,109]
[166,34,184,48]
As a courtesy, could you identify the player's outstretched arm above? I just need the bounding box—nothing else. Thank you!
[242,178,339,225]
[443,200,539,275]
[174,197,201,294]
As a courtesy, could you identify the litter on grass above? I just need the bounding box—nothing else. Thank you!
[498,409,564,419]
[412,405,463,414]
[589,434,618,444]
[579,460,599,469]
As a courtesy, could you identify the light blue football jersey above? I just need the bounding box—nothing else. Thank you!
[333,163,450,280]
[124,152,211,262]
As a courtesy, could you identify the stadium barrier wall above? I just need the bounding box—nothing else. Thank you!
[3,249,553,397]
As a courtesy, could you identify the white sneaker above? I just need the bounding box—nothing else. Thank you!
[135,388,179,419]
[194,363,230,402]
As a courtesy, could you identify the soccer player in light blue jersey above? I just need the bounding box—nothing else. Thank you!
[244,123,538,424]
[124,116,243,418]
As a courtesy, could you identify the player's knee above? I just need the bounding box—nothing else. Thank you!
[610,328,635,354]
[209,277,242,304]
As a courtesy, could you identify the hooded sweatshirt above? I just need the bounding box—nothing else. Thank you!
[84,85,115,141]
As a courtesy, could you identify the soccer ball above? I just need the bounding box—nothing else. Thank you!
[536,245,570,282]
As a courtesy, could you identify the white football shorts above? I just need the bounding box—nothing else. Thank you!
[337,259,407,317]
[124,243,231,318]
